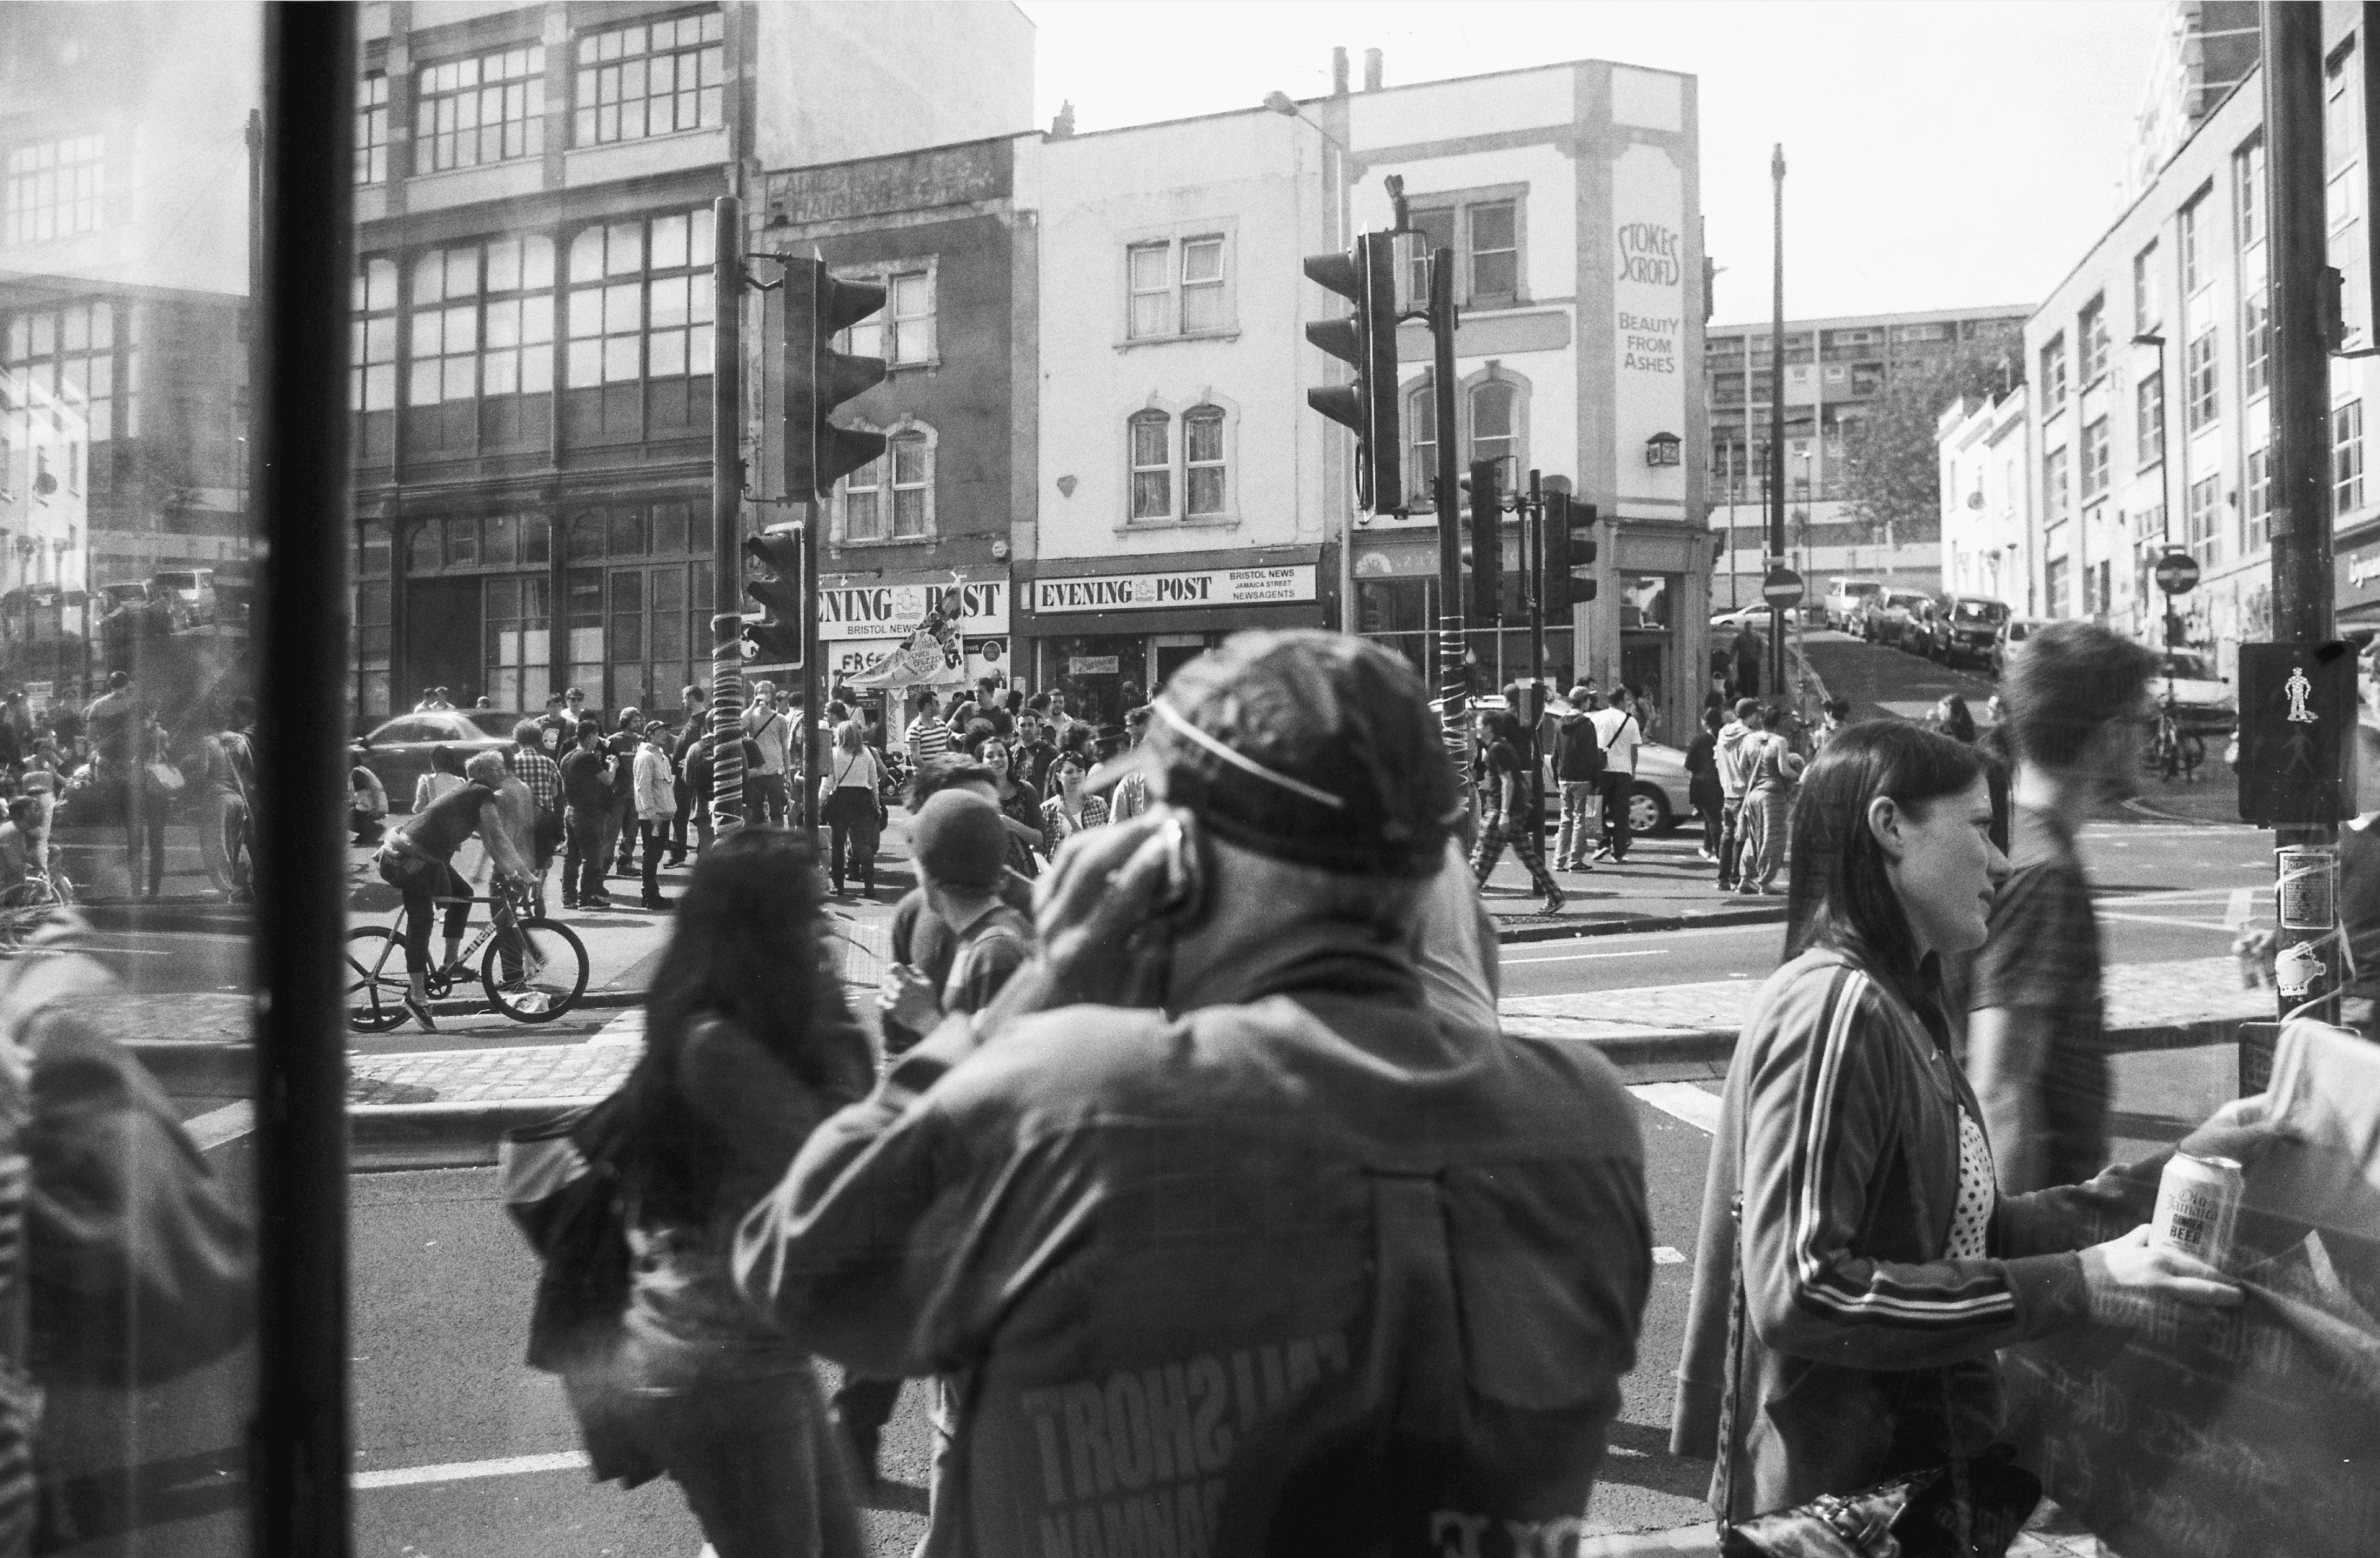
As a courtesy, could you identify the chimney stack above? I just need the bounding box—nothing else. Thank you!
[1363,48,1383,92]
[1050,100,1075,138]
[1332,46,1349,96]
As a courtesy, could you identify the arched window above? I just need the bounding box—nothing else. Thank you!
[889,432,930,538]
[1183,405,1226,516]
[844,451,884,541]
[1129,410,1171,520]
[1470,381,1517,484]
[1406,380,1437,508]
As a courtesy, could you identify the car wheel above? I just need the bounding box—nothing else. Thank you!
[1628,784,1671,835]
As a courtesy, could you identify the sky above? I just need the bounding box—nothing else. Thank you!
[1014,0,2172,327]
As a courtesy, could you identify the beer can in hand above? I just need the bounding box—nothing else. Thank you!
[2149,1152,2245,1272]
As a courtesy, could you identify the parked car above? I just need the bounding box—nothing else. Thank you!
[1709,602,1771,632]
[1822,577,1885,631]
[1929,595,2012,668]
[1531,735,1694,835]
[354,709,522,811]
[151,568,218,627]
[1859,588,1934,645]
[2151,648,2237,736]
[1991,616,2053,676]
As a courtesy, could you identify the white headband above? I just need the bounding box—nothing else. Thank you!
[1150,699,1346,810]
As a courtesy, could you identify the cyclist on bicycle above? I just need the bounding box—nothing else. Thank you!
[375,751,534,1027]
[0,796,42,905]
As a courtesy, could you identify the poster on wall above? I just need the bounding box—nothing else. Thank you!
[1612,141,1688,515]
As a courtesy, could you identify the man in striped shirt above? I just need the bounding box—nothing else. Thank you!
[905,691,951,766]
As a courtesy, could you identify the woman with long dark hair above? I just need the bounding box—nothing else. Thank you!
[1671,721,2242,1526]
[614,828,869,1558]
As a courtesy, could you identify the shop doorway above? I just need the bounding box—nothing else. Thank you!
[1044,634,1147,728]
[1152,634,1210,696]
[404,577,483,706]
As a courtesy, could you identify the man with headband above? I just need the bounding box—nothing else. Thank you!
[737,630,1651,1551]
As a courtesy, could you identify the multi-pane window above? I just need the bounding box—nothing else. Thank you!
[4,299,122,443]
[2182,192,2208,294]
[844,454,884,541]
[1127,236,1228,339]
[2237,134,2266,252]
[4,135,104,246]
[2246,445,2272,552]
[415,45,546,172]
[2078,298,2108,385]
[1406,381,1437,508]
[844,269,936,366]
[351,258,398,411]
[1469,201,1518,301]
[2186,472,2221,567]
[1129,411,1170,518]
[2043,446,2069,529]
[1471,382,1517,482]
[889,432,930,538]
[1184,405,1226,516]
[2136,370,2165,468]
[408,236,556,405]
[356,73,390,185]
[2081,416,2110,500]
[482,236,557,394]
[2185,327,2218,432]
[2039,334,2067,411]
[2329,51,2368,348]
[1408,208,1455,299]
[574,10,725,146]
[565,207,713,386]
[2335,400,2366,515]
[2133,242,2159,335]
[2045,556,2069,619]
[410,248,482,404]
[2243,285,2271,399]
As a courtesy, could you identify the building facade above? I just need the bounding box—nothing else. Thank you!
[1937,384,2034,609]
[1009,105,1341,726]
[1704,306,2029,604]
[756,136,1022,702]
[345,0,1030,720]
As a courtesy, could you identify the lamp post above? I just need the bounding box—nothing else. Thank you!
[2133,330,2176,642]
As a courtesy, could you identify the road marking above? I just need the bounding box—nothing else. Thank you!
[1653,1246,1687,1265]
[589,1008,644,1046]
[353,1450,589,1490]
[1629,1081,1720,1135]
[2094,911,2235,931]
[184,1100,253,1153]
[1503,949,1670,966]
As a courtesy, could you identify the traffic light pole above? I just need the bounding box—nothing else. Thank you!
[1766,143,1788,699]
[1527,467,1546,831]
[709,194,746,836]
[2259,2,2341,1071]
[799,498,821,833]
[1430,247,1470,794]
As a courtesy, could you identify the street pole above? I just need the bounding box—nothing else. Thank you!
[798,490,821,834]
[1528,468,1546,832]
[1430,244,1470,790]
[1767,144,1788,697]
[708,194,746,836]
[2260,0,2340,1061]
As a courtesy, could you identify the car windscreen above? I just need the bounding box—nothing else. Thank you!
[1953,600,2008,623]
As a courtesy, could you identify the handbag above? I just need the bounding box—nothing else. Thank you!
[144,760,183,796]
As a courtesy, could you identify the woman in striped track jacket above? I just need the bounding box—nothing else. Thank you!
[1668,722,2244,1522]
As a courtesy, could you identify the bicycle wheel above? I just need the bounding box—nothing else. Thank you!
[481,917,588,1022]
[344,926,411,1033]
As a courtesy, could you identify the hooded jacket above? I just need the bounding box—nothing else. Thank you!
[739,921,1652,1558]
[1668,942,2162,1520]
[1551,709,1605,782]
[1714,721,1757,800]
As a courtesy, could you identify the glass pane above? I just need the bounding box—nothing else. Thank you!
[1129,244,1167,290]
[1131,415,1168,467]
[1186,412,1223,463]
[1182,237,1223,283]
[1188,465,1225,515]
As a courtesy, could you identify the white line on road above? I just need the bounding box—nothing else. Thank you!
[2094,911,2235,931]
[183,1100,254,1153]
[589,1007,645,1046]
[1629,1082,1721,1136]
[353,1450,589,1490]
[1502,949,1670,966]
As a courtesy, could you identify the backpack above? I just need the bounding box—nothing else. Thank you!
[1557,715,1606,782]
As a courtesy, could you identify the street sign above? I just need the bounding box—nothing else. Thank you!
[2154,551,2202,595]
[1762,567,1805,609]
[2237,641,2354,826]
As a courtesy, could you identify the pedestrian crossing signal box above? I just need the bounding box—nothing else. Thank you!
[2236,641,2354,826]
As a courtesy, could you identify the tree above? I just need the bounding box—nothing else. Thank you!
[1841,343,2020,546]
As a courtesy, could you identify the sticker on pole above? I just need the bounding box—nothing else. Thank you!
[2154,551,2202,596]
[1761,567,1804,609]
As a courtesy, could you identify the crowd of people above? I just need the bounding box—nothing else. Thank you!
[523,621,2289,1558]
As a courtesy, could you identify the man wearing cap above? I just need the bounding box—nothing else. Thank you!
[632,720,678,911]
[739,630,1651,1551]
[1550,683,1605,872]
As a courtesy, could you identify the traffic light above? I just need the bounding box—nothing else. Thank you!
[1545,494,1599,614]
[782,256,887,498]
[742,524,804,665]
[1302,231,1400,512]
[1465,459,1502,622]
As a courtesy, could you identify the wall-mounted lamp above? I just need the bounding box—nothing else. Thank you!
[1644,431,1681,467]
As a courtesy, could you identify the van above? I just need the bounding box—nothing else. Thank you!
[1822,578,1884,631]
[1992,616,2052,676]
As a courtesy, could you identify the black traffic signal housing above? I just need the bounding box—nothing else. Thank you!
[742,524,805,665]
[782,256,887,498]
[1465,459,1502,622]
[1545,495,1599,615]
[1302,232,1401,513]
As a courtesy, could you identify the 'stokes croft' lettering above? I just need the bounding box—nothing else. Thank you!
[1021,1332,1348,1558]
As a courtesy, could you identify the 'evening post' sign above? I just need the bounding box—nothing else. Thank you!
[817,577,1008,642]
[1033,566,1317,614]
